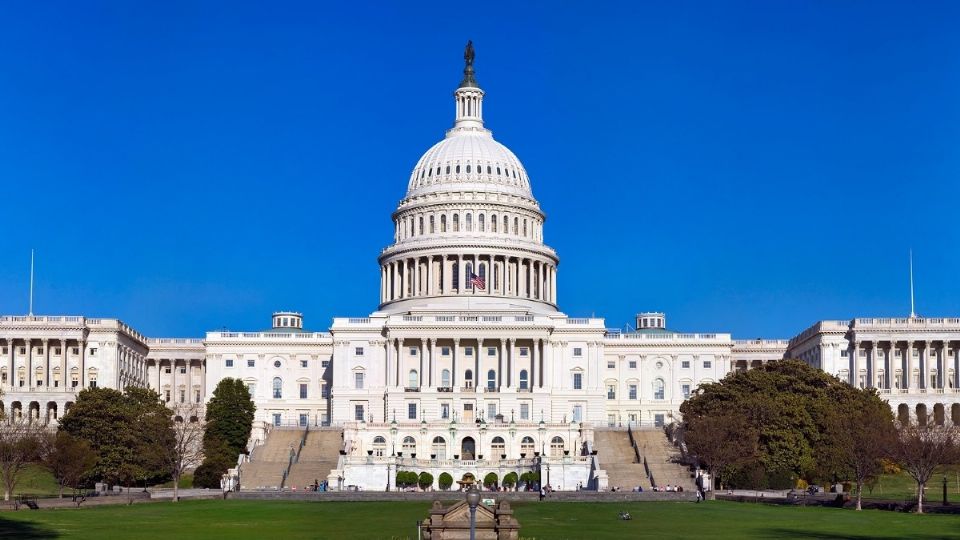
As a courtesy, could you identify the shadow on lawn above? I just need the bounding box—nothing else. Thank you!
[761,528,954,540]
[0,515,59,539]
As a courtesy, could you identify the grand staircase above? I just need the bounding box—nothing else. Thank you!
[594,429,693,491]
[239,428,304,490]
[286,429,343,490]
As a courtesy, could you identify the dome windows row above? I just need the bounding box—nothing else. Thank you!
[394,209,542,243]
[413,160,526,189]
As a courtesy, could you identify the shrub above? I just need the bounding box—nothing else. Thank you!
[418,472,434,490]
[438,472,453,490]
[483,472,498,489]
[396,470,418,488]
[796,479,809,491]
[502,472,518,489]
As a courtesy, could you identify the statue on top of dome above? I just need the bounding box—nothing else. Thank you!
[464,40,475,68]
[460,40,478,88]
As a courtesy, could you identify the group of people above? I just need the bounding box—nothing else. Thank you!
[309,479,329,492]
[651,484,683,492]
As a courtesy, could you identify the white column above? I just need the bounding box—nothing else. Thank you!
[427,256,434,296]
[419,338,425,389]
[60,338,68,389]
[42,338,50,388]
[924,341,932,390]
[452,338,459,389]
[397,338,404,389]
[906,340,914,390]
[6,339,13,390]
[531,339,538,389]
[24,338,33,390]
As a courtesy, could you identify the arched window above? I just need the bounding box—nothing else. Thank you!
[487,165,492,174]
[465,262,474,289]
[428,167,432,177]
[466,164,471,173]
[494,265,500,291]
[550,436,565,457]
[466,213,472,231]
[453,214,460,232]
[452,261,460,290]
[464,369,473,388]
[456,165,461,174]
[653,378,665,400]
[520,436,535,456]
[441,215,447,232]
[503,215,509,233]
[513,217,519,235]
[523,220,528,237]
[491,214,498,232]
[429,215,435,233]
[487,369,496,390]
[497,166,501,175]
[446,165,451,174]
[441,369,451,388]
[479,263,486,287]
[402,436,416,454]
[519,369,528,390]
[373,436,386,457]
[478,214,485,231]
[491,436,506,459]
[418,217,424,235]
[272,377,282,399]
[432,436,447,460]
[408,369,419,389]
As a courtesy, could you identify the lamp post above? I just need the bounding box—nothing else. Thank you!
[465,486,481,540]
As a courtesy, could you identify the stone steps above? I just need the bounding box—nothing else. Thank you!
[285,430,343,489]
[241,428,308,490]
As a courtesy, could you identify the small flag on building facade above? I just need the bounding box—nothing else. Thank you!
[470,272,485,290]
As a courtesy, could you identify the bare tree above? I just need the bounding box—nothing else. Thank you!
[684,412,759,490]
[40,431,97,498]
[163,406,205,502]
[891,423,960,513]
[0,420,44,501]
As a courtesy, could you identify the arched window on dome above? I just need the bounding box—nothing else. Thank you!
[446,165,451,174]
[466,213,472,232]
[523,220,528,237]
[441,215,447,233]
[497,166,501,175]
[493,265,500,291]
[429,215,435,233]
[453,214,460,232]
[513,169,517,179]
[478,214,485,232]
[456,165,461,174]
[418,217,424,235]
[503,216,508,233]
[466,164,471,174]
[513,218,519,235]
[487,165,492,174]
[479,263,486,289]
[428,167,432,177]
[491,215,497,233]
[465,262,473,290]
[437,166,442,176]
[452,261,459,290]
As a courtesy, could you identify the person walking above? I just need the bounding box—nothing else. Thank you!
[539,487,545,501]
[695,473,705,503]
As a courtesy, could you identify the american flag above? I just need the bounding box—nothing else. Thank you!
[470,272,486,290]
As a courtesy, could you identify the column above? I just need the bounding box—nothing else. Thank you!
[6,338,14,390]
[427,256,434,296]
[172,359,178,402]
[530,339,537,390]
[452,338,459,389]
[413,257,420,297]
[906,340,914,390]
[419,338,425,389]
[60,338,68,389]
[393,262,400,300]
[456,255,463,294]
[473,339,480,390]
[884,342,892,390]
[41,338,49,388]
[487,254,493,295]
[508,339,517,389]
[429,338,437,388]
[397,338,404,388]
[852,341,860,386]
[156,359,162,392]
[866,341,875,389]
[923,341,932,390]
[542,340,552,389]
[187,359,193,403]
[24,338,32,390]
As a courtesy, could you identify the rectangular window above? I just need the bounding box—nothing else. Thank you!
[89,380,97,389]
[247,359,255,368]
[180,367,186,374]
[607,385,616,400]
[180,390,185,402]
[299,414,308,427]
[442,347,450,356]
[681,360,690,368]
[354,372,364,389]
[354,405,365,421]
[572,405,583,423]
[37,348,44,355]
[90,348,98,356]
[225,359,234,368]
[248,383,256,396]
[487,403,497,420]
[520,348,529,357]
[682,384,691,399]
[18,347,25,355]
[72,347,79,355]
[841,349,849,357]
[629,360,637,369]
[487,347,496,356]
[441,403,450,419]
[321,384,329,398]
[465,347,473,356]
[299,383,308,399]
[273,413,282,426]
[629,384,637,400]
[520,403,529,420]
[573,373,583,390]
[607,360,615,369]
[321,360,330,368]
[54,348,61,355]
[408,403,417,420]
[300,359,308,368]
[355,347,364,356]
[703,360,712,369]
[573,347,582,357]
[410,347,418,356]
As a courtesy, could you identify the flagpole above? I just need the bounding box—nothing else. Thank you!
[29,249,35,316]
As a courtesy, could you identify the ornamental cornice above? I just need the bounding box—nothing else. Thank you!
[379,240,558,263]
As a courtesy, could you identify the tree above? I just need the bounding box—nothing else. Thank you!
[891,423,960,513]
[0,421,44,501]
[160,406,205,502]
[483,472,498,489]
[823,387,896,510]
[196,379,255,488]
[502,472,518,490]
[438,472,453,490]
[40,432,97,498]
[683,412,758,490]
[418,471,434,490]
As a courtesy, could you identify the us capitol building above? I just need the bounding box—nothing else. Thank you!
[2,45,958,490]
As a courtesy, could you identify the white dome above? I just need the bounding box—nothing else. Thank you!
[406,131,532,198]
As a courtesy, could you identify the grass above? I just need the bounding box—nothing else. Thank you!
[865,465,960,503]
[11,465,61,497]
[2,499,960,539]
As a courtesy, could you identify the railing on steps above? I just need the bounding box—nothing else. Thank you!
[280,426,309,489]
[643,455,656,488]
[627,425,642,464]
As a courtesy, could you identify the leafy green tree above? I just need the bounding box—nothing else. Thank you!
[483,472,498,489]
[502,471,518,490]
[195,379,255,488]
[418,471,434,490]
[438,472,453,490]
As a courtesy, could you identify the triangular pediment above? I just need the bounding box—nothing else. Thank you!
[441,501,496,524]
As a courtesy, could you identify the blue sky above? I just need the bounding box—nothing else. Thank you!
[1,1,958,338]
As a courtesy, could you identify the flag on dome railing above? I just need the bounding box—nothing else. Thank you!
[470,272,485,290]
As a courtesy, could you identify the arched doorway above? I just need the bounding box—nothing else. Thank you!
[491,436,505,460]
[431,436,446,460]
[898,404,910,424]
[916,404,928,426]
[934,404,945,426]
[461,436,476,460]
[550,436,565,457]
[952,404,960,425]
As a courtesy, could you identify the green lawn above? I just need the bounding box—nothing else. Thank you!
[865,465,960,503]
[11,465,61,497]
[2,499,960,539]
